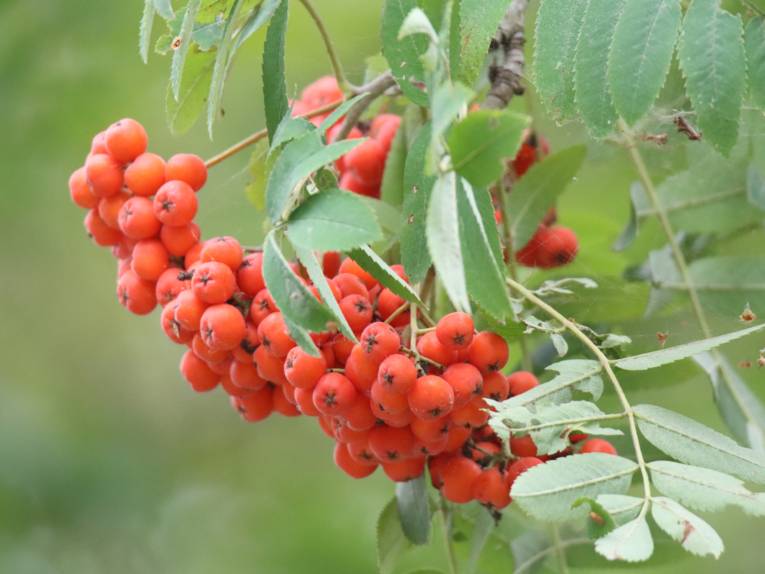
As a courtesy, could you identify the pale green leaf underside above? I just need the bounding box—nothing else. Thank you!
[594,516,653,562]
[634,403,765,484]
[651,497,724,558]
[395,476,431,545]
[348,245,423,306]
[511,453,638,522]
[746,17,765,110]
[139,0,156,64]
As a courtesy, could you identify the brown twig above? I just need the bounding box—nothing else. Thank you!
[483,0,529,110]
[334,72,398,141]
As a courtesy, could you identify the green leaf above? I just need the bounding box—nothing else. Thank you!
[510,453,638,522]
[318,94,365,136]
[293,245,356,342]
[746,17,765,110]
[534,0,587,121]
[401,124,435,283]
[455,0,512,86]
[286,189,382,252]
[348,245,424,306]
[382,0,429,106]
[431,82,474,144]
[507,145,587,249]
[489,360,603,416]
[650,497,723,558]
[613,183,640,251]
[596,494,643,526]
[281,312,321,357]
[165,46,216,134]
[427,172,470,312]
[380,121,409,206]
[377,498,412,574]
[447,110,529,188]
[270,115,314,151]
[748,166,765,210]
[266,132,365,223]
[613,324,765,371]
[395,476,431,545]
[457,180,513,320]
[493,401,623,456]
[231,0,282,54]
[572,497,617,539]
[575,0,626,136]
[678,0,745,155]
[206,0,245,136]
[153,0,174,19]
[594,516,654,562]
[170,0,201,101]
[694,352,765,451]
[139,0,156,64]
[648,460,765,516]
[633,403,765,484]
[262,231,335,349]
[608,0,681,125]
[262,0,289,142]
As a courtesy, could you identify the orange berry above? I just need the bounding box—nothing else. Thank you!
[368,425,416,462]
[332,272,369,299]
[160,303,194,344]
[441,456,482,503]
[85,153,124,197]
[338,258,377,289]
[579,438,617,455]
[165,153,207,191]
[124,152,166,196]
[510,434,538,458]
[179,349,219,392]
[116,270,157,315]
[339,294,374,333]
[254,345,287,385]
[237,252,265,296]
[411,416,451,443]
[284,346,327,389]
[359,322,401,363]
[450,398,489,429]
[200,304,246,352]
[312,372,358,416]
[161,223,201,257]
[444,425,471,452]
[155,268,189,306]
[118,196,161,240]
[90,131,108,155]
[382,457,425,482]
[233,386,274,422]
[506,457,543,487]
[84,209,122,246]
[334,443,377,479]
[200,236,243,271]
[191,261,237,305]
[230,358,267,392]
[371,380,410,415]
[173,289,207,331]
[69,167,99,209]
[249,288,278,325]
[377,353,418,394]
[98,191,131,230]
[257,312,296,358]
[482,371,510,401]
[474,467,511,509]
[467,331,509,374]
[408,375,455,419]
[436,312,475,351]
[105,118,148,163]
[507,371,539,396]
[343,395,377,431]
[154,180,198,227]
[191,333,230,364]
[273,388,301,417]
[294,386,321,416]
[442,363,483,408]
[131,239,170,281]
[417,331,458,366]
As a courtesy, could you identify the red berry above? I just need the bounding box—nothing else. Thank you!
[538,226,578,268]
[507,371,539,396]
[580,438,617,455]
[69,167,99,209]
[482,371,510,401]
[411,416,451,443]
[155,267,189,306]
[257,312,296,358]
[442,363,483,408]
[332,273,370,299]
[474,467,511,509]
[98,191,131,230]
[339,294,374,333]
[173,289,207,331]
[338,258,377,290]
[166,153,207,191]
[312,372,358,416]
[300,76,343,109]
[131,239,170,281]
[230,359,267,391]
[154,180,198,227]
[160,303,194,344]
[450,398,489,429]
[200,236,243,271]
[371,380,410,415]
[254,345,287,385]
[510,434,538,458]
[284,346,327,389]
[416,331,458,366]
[359,322,401,363]
[334,443,377,479]
[467,332,509,374]
[105,118,148,163]
[191,261,237,304]
[234,387,274,422]
[345,139,387,186]
[116,270,157,315]
[339,171,379,198]
[249,288,278,325]
[85,153,124,197]
[368,425,416,462]
[237,252,265,296]
[344,345,378,395]
[124,152,166,196]
[200,304,246,352]
[119,196,162,240]
[506,457,544,487]
[436,312,475,351]
[161,223,201,257]
[382,457,425,482]
[408,375,455,419]
[377,354,418,394]
[441,456,482,503]
[84,209,122,246]
[179,350,219,392]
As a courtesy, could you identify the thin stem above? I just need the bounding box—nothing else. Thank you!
[743,0,765,16]
[513,537,590,574]
[334,72,397,141]
[506,277,652,515]
[440,495,459,574]
[620,121,759,441]
[297,0,348,90]
[550,525,570,574]
[384,302,410,325]
[204,98,343,168]
[496,184,533,371]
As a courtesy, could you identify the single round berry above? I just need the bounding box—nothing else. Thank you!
[234,387,274,422]
[153,180,198,227]
[105,118,148,163]
[116,270,157,315]
[339,294,374,333]
[359,322,401,362]
[411,416,451,443]
[165,153,207,191]
[538,226,578,268]
[191,261,237,304]
[84,209,122,246]
[339,171,380,198]
[442,363,483,408]
[119,196,162,240]
[312,372,358,416]
[69,167,99,209]
[408,375,455,419]
[416,331,458,366]
[254,345,287,384]
[441,456,482,503]
[579,438,617,455]
[200,304,246,352]
[450,398,489,429]
[97,191,130,230]
[160,303,194,344]
[510,434,538,458]
[191,333,230,364]
[334,442,378,479]
[257,312,296,358]
[237,252,265,296]
[332,272,370,299]
[338,258,377,290]
[507,371,539,396]
[370,380,410,415]
[368,425,416,462]
[131,239,170,281]
[155,267,189,306]
[124,152,166,196]
[179,350,219,392]
[377,353,418,394]
[284,346,327,389]
[85,153,124,197]
[382,457,426,482]
[161,223,200,257]
[345,139,387,186]
[506,457,544,487]
[173,289,207,331]
[467,331,509,374]
[200,236,243,271]
[300,75,343,108]
[473,467,511,509]
[436,312,475,352]
[482,371,510,401]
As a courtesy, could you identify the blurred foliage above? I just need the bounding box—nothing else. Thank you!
[1,0,765,572]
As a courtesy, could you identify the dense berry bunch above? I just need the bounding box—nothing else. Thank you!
[292,76,401,199]
[69,114,615,512]
[509,133,580,269]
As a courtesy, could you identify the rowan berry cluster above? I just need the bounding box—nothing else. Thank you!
[510,134,580,269]
[292,76,401,199]
[69,112,615,513]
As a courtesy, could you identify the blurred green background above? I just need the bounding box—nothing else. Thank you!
[1,1,764,572]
